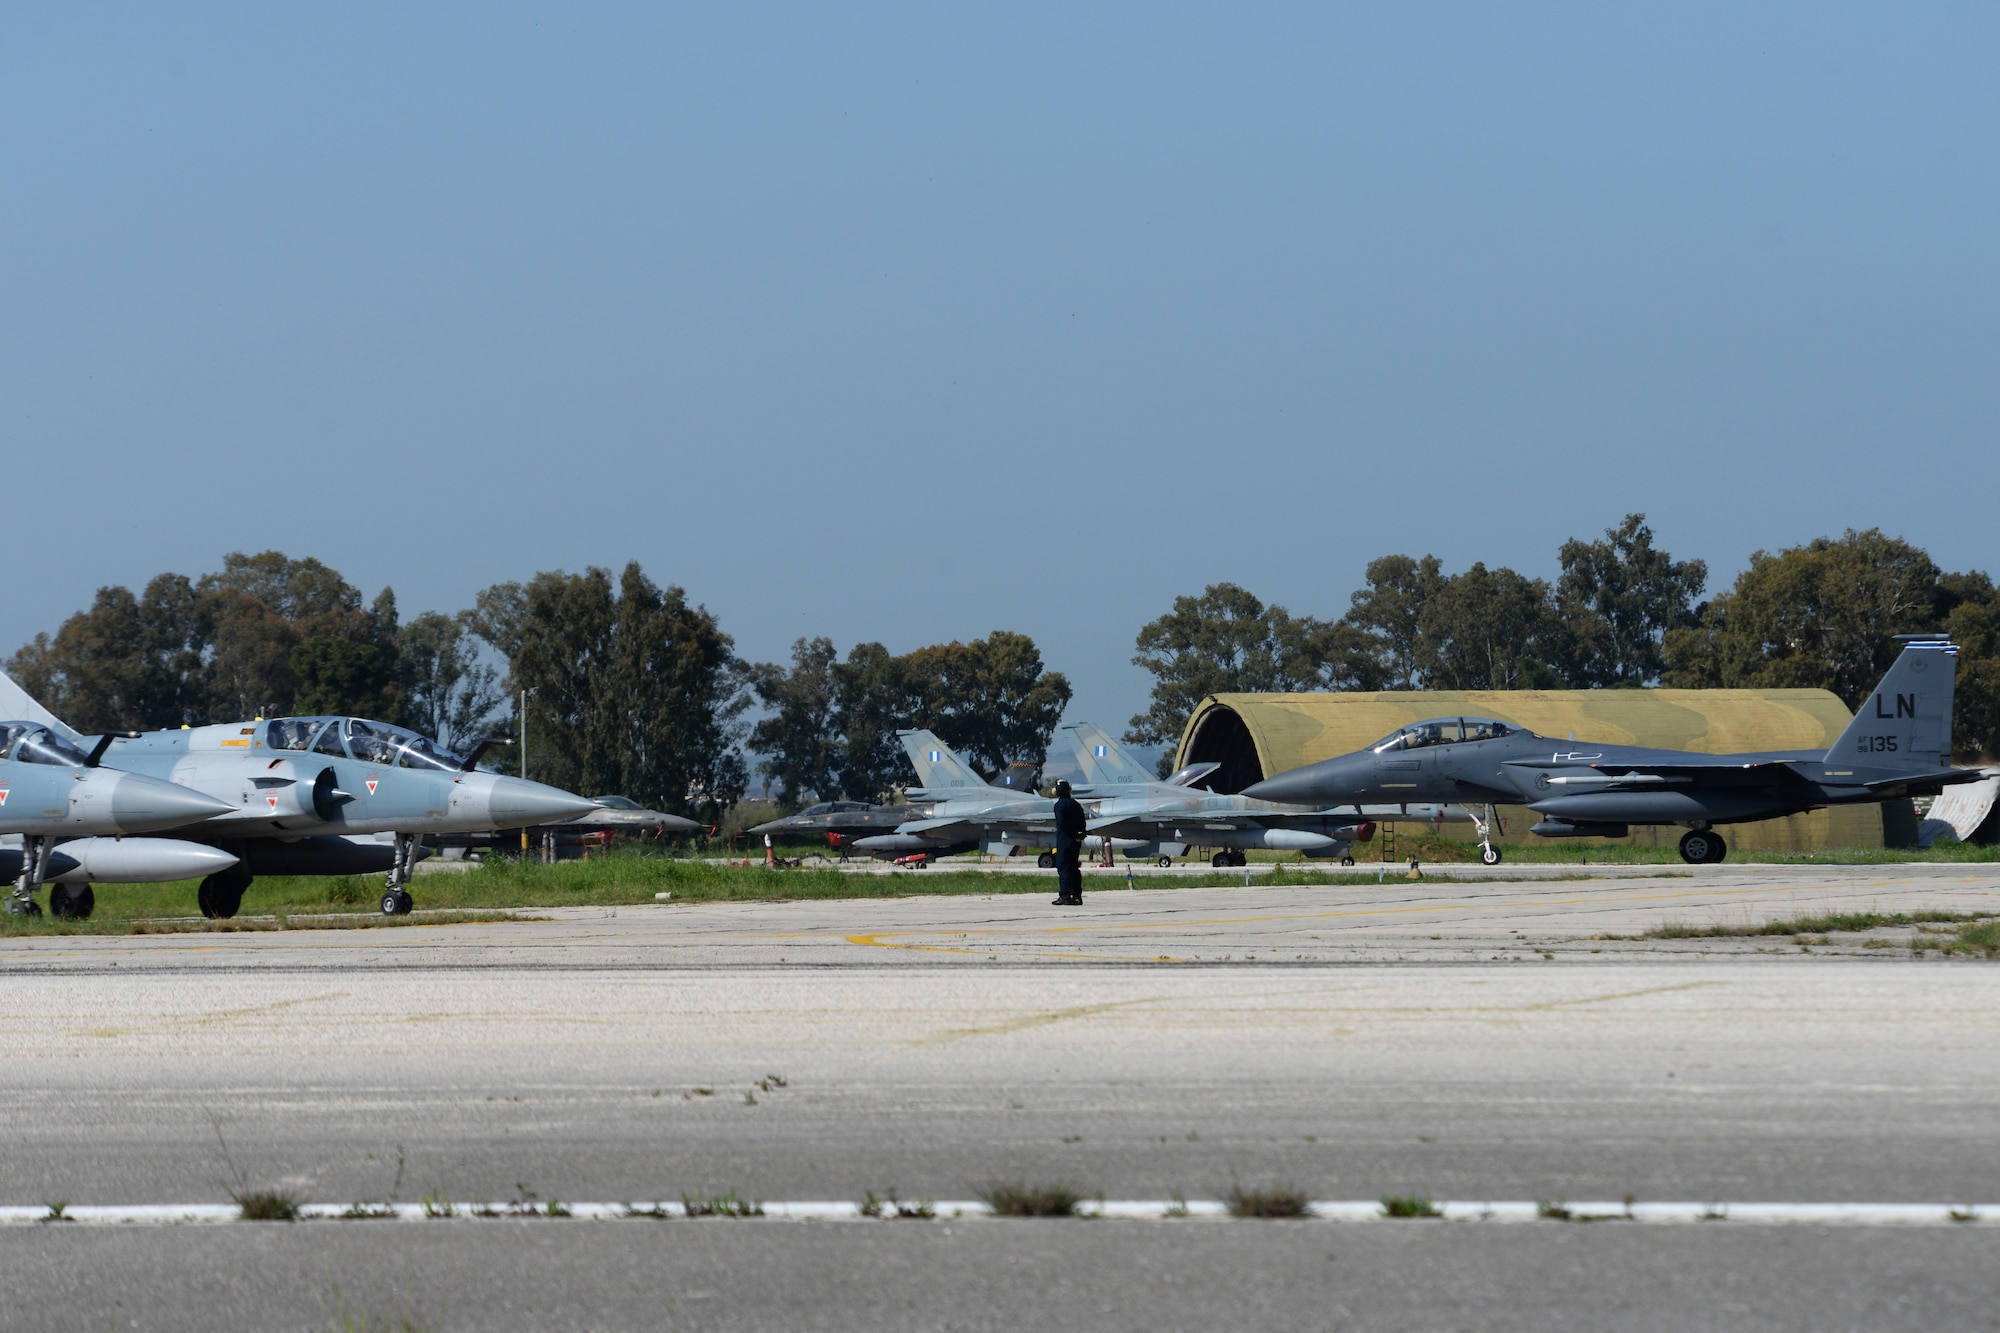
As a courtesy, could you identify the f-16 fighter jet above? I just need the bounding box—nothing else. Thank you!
[0,721,236,918]
[847,731,1055,863]
[747,800,930,859]
[1062,724,1380,867]
[0,668,599,918]
[1243,638,1983,865]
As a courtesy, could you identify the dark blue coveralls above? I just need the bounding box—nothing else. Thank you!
[1052,790,1087,903]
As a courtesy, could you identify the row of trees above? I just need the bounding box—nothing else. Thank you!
[6,553,1075,818]
[747,632,1072,806]
[1125,517,2000,764]
[7,552,501,739]
[11,521,1993,817]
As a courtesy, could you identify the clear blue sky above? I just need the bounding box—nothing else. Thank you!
[4,3,1994,729]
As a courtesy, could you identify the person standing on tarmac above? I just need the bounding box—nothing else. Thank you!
[1051,779,1086,906]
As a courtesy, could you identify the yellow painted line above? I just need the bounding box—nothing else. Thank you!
[842,932,1162,961]
[911,998,1161,1047]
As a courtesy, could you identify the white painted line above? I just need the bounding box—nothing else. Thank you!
[1,1200,1989,1226]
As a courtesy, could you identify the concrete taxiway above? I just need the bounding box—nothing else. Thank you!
[5,862,1999,1330]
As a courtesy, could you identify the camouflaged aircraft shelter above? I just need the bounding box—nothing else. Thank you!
[1175,688,1900,851]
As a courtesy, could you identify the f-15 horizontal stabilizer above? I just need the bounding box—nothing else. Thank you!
[1828,640,1957,772]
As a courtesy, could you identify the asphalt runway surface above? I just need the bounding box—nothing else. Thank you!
[6,862,2000,1330]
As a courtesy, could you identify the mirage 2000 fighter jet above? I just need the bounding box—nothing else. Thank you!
[0,721,237,918]
[0,667,598,918]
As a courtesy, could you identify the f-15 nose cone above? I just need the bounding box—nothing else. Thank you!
[108,773,237,833]
[486,778,601,828]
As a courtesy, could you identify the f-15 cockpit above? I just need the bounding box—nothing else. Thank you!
[263,717,469,771]
[1368,717,1532,754]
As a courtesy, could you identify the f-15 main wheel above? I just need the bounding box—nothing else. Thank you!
[380,889,414,916]
[1036,852,1056,869]
[1157,856,1172,868]
[49,884,94,920]
[1480,845,1503,866]
[1678,829,1727,865]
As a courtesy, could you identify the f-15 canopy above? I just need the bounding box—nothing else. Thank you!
[1368,718,1532,753]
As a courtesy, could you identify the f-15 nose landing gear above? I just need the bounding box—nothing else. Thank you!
[1468,805,1504,865]
[379,833,420,914]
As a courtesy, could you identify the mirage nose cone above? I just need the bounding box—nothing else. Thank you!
[108,773,237,833]
[486,778,601,828]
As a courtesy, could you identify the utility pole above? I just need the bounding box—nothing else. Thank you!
[520,688,528,781]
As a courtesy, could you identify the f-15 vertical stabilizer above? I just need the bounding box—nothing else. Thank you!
[1827,639,1957,774]
[1063,724,1155,788]
[896,730,991,793]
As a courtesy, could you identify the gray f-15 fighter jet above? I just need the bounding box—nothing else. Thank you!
[1063,724,1379,867]
[1242,638,1982,864]
[0,721,236,917]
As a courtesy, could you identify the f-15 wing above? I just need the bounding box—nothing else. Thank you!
[1507,759,1797,789]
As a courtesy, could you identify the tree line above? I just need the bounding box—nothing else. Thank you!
[6,553,1073,819]
[10,520,1992,820]
[1124,517,2000,764]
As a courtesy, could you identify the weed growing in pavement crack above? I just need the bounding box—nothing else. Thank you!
[420,1191,457,1218]
[682,1190,763,1217]
[208,1109,302,1221]
[41,1201,69,1223]
[1381,1195,1441,1219]
[1227,1183,1312,1218]
[860,1190,935,1219]
[981,1183,1083,1217]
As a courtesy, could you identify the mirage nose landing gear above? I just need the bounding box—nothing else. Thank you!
[379,833,420,915]
[5,836,50,918]
[1678,828,1728,864]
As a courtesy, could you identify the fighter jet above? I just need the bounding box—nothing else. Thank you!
[748,800,930,859]
[847,731,1055,863]
[0,668,599,918]
[0,721,237,918]
[1242,638,1983,865]
[1063,724,1381,867]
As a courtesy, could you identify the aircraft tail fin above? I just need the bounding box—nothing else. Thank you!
[0,667,82,741]
[1063,724,1156,788]
[1827,639,1958,772]
[897,730,991,792]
